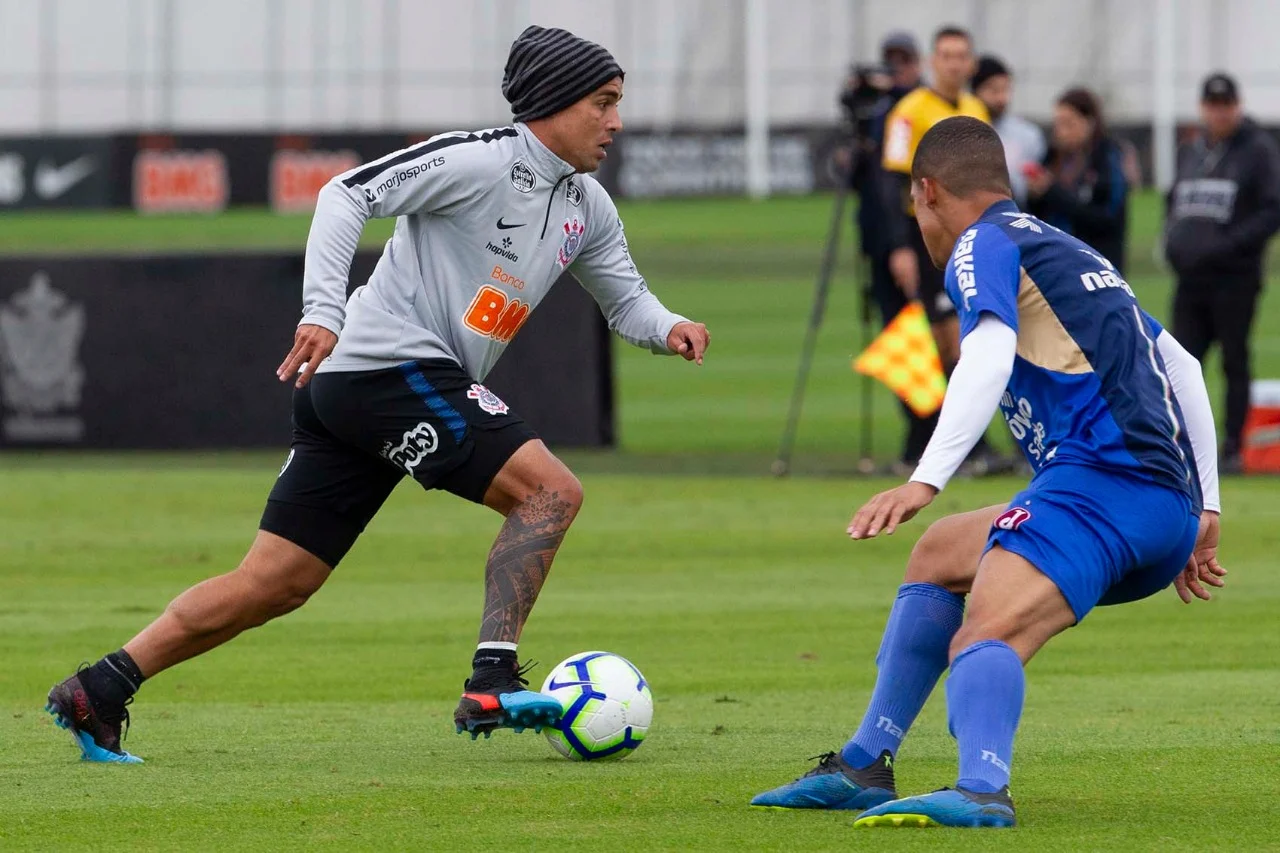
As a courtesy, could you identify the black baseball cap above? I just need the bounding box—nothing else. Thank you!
[881,31,919,60]
[972,55,1011,91]
[1201,72,1239,104]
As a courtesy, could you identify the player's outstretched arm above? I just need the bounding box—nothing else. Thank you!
[1156,328,1226,602]
[848,314,1016,541]
[284,140,486,388]
[570,186,702,357]
[1157,329,1220,513]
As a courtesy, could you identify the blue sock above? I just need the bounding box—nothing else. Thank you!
[946,639,1024,793]
[841,583,965,769]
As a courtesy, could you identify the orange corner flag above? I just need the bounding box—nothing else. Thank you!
[852,302,947,417]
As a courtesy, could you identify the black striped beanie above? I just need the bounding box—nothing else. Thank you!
[502,26,625,122]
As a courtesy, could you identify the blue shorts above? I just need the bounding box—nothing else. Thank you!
[985,463,1199,622]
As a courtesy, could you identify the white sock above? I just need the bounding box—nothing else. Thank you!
[476,641,518,652]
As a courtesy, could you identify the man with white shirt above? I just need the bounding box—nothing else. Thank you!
[46,25,709,763]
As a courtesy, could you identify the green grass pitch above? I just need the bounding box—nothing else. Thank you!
[1,193,1278,850]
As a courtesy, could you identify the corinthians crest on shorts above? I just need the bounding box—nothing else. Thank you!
[467,383,509,415]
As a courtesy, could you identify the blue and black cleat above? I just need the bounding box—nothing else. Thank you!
[453,660,562,741]
[853,785,1016,828]
[46,671,143,764]
[750,750,896,811]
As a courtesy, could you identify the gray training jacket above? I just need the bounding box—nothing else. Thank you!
[300,123,688,380]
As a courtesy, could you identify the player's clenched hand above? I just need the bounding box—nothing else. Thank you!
[668,321,710,365]
[1173,511,1226,603]
[848,481,938,540]
[277,324,338,389]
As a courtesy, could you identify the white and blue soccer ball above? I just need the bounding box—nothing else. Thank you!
[541,651,653,760]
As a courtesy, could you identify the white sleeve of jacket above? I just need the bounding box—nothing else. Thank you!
[910,315,1017,491]
[299,135,486,335]
[1157,329,1221,513]
[570,188,689,353]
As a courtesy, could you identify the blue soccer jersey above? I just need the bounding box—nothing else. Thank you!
[945,199,1201,512]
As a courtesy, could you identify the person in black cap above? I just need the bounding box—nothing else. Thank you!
[43,25,710,763]
[971,55,1045,207]
[837,31,927,472]
[1166,72,1280,473]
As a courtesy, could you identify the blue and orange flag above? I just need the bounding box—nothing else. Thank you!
[852,302,947,417]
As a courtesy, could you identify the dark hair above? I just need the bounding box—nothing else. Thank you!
[972,55,1010,91]
[1056,87,1106,146]
[912,116,1012,198]
[933,26,972,48]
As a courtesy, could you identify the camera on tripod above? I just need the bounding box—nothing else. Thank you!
[840,63,894,139]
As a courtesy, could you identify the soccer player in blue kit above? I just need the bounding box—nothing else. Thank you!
[752,117,1226,828]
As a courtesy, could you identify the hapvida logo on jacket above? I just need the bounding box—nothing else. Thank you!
[486,235,519,262]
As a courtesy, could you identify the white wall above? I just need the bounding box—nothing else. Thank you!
[1,0,1278,133]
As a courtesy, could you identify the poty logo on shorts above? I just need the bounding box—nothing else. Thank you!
[382,422,439,474]
[466,383,509,416]
[510,160,536,193]
[994,507,1032,531]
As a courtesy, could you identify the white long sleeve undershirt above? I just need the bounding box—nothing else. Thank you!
[910,315,1017,492]
[1156,330,1221,513]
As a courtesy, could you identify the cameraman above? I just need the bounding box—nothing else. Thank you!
[841,31,922,287]
[840,31,926,470]
[1166,73,1280,473]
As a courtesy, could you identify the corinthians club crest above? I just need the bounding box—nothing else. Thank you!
[0,272,86,442]
[557,216,585,269]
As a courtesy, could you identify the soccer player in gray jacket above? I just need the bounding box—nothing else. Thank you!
[47,26,710,762]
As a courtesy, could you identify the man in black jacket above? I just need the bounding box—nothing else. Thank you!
[1166,73,1280,472]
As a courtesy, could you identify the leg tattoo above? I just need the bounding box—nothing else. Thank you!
[479,485,576,644]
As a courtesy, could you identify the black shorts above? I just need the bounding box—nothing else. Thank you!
[908,219,957,323]
[259,359,537,568]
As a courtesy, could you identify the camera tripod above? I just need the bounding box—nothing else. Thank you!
[772,177,878,477]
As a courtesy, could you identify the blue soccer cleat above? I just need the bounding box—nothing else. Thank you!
[750,750,896,811]
[454,660,562,740]
[853,786,1016,828]
[46,671,144,764]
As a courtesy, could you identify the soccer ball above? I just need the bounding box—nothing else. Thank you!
[541,651,653,760]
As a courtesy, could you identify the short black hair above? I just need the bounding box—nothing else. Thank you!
[912,116,1012,198]
[933,25,972,48]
